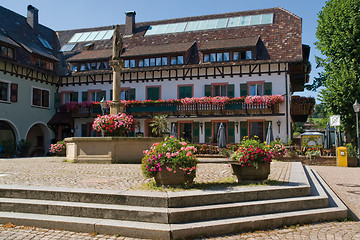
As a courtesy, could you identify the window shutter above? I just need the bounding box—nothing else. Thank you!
[33,88,41,106]
[99,91,106,101]
[193,122,199,143]
[54,92,61,109]
[240,121,248,141]
[227,84,234,98]
[205,85,212,97]
[10,83,18,102]
[82,91,88,102]
[264,82,272,95]
[179,86,185,99]
[129,88,136,100]
[228,122,235,143]
[147,87,160,100]
[240,83,247,97]
[265,121,271,140]
[42,90,49,107]
[205,122,212,143]
[72,92,78,102]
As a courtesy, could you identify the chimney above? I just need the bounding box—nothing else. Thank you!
[125,11,136,36]
[27,5,39,34]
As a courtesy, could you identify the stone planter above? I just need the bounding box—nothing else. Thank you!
[154,163,196,186]
[55,149,66,156]
[231,162,270,181]
[64,137,163,164]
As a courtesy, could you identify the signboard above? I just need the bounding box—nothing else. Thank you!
[330,115,341,127]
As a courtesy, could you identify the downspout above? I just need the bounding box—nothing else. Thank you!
[285,63,289,139]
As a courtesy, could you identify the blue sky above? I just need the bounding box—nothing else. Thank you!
[1,0,327,100]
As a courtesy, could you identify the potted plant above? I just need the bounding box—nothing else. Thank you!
[229,136,274,181]
[92,113,136,137]
[49,140,67,156]
[345,143,358,167]
[149,115,169,137]
[16,139,31,157]
[141,136,198,186]
[2,139,16,158]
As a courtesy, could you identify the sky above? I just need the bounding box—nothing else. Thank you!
[0,0,327,101]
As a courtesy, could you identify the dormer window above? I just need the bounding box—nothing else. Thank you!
[31,55,54,70]
[170,56,183,65]
[0,45,14,59]
[233,50,252,60]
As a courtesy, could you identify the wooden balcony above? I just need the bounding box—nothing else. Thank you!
[70,105,102,118]
[125,102,280,118]
[290,96,315,122]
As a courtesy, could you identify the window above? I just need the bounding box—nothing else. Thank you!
[32,87,49,108]
[223,52,230,61]
[213,85,227,97]
[124,60,129,68]
[203,54,210,63]
[71,64,78,72]
[233,52,239,61]
[178,85,193,99]
[130,59,136,68]
[0,46,14,59]
[249,84,263,96]
[210,53,216,62]
[162,57,168,65]
[150,58,156,66]
[144,59,150,67]
[32,56,54,71]
[89,90,106,102]
[249,121,264,141]
[171,55,184,65]
[139,59,144,67]
[90,62,97,70]
[146,86,160,100]
[156,57,162,66]
[62,92,78,104]
[0,81,9,102]
[233,50,253,61]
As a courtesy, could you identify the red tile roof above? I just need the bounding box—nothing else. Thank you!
[67,49,112,62]
[198,37,259,51]
[122,42,195,57]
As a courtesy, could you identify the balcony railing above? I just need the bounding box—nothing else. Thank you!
[71,105,102,118]
[126,102,280,117]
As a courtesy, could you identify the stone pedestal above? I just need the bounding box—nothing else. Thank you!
[109,59,123,115]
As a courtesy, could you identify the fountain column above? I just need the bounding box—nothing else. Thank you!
[109,25,123,115]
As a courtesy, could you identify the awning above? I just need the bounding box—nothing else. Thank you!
[48,112,73,127]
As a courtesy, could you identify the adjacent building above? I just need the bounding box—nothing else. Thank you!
[0,5,313,156]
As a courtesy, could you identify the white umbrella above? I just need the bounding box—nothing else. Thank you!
[171,123,177,138]
[217,123,227,150]
[265,122,274,145]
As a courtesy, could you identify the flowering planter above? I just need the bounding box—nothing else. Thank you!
[154,163,196,186]
[55,149,66,156]
[231,162,270,181]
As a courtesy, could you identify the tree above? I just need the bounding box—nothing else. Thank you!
[309,0,360,135]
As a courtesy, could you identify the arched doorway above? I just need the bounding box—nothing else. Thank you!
[0,121,16,157]
[26,123,52,157]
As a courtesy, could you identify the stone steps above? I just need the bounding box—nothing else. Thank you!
[0,162,349,239]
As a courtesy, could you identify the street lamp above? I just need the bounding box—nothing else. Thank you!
[100,98,107,137]
[352,100,360,166]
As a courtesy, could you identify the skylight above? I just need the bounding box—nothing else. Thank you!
[60,43,76,52]
[38,36,53,50]
[68,30,114,43]
[145,13,273,36]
